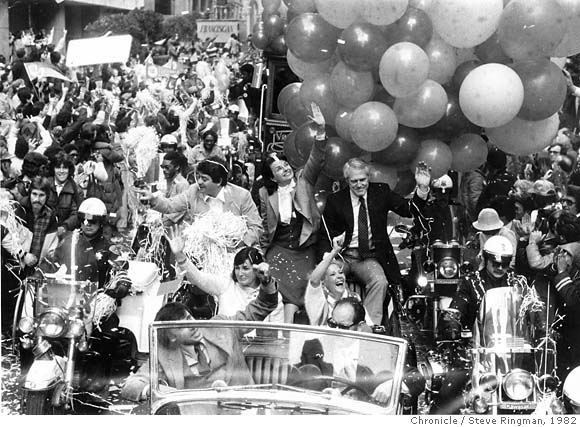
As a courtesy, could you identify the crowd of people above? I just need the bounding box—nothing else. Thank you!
[1,28,580,413]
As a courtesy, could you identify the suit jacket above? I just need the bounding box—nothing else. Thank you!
[320,183,427,284]
[120,286,278,402]
[152,182,263,247]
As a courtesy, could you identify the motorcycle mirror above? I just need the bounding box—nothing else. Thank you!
[422,260,435,273]
[460,261,474,274]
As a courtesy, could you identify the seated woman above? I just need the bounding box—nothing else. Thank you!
[167,226,284,323]
[304,233,372,327]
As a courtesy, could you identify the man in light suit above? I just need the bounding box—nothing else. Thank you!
[136,155,263,247]
[319,158,431,327]
[121,263,278,402]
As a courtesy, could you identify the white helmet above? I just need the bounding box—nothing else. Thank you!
[483,235,513,263]
[78,198,107,221]
[432,174,453,193]
[160,134,178,145]
[564,366,580,414]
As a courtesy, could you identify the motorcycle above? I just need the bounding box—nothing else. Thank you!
[467,285,559,415]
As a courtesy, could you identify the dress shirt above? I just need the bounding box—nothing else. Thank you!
[202,188,226,211]
[277,179,296,224]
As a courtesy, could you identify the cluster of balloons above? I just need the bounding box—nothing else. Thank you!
[263,0,574,185]
[251,0,289,55]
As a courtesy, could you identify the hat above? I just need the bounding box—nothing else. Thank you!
[473,208,504,231]
[432,174,453,192]
[23,152,48,167]
[93,141,111,150]
[531,179,556,196]
[0,146,14,161]
[160,134,178,145]
[228,104,240,113]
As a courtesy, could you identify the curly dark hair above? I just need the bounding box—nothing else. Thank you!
[555,212,580,243]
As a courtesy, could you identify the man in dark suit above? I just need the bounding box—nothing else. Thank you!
[319,158,431,327]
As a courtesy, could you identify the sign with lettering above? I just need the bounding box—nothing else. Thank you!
[66,35,132,67]
[196,20,240,44]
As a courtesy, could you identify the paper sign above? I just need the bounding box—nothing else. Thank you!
[24,62,71,81]
[66,34,133,67]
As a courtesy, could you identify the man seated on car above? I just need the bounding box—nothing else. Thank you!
[121,264,278,402]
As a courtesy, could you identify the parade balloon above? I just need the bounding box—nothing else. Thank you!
[300,74,340,124]
[314,173,334,193]
[269,34,287,55]
[263,0,282,15]
[409,0,433,11]
[314,0,360,29]
[486,114,560,156]
[383,7,433,49]
[474,31,511,64]
[395,169,416,195]
[287,50,336,80]
[371,126,420,166]
[553,0,580,57]
[278,82,302,118]
[511,58,567,121]
[252,29,271,50]
[498,0,566,60]
[350,102,399,152]
[425,35,457,85]
[263,13,285,39]
[450,133,488,172]
[335,108,354,142]
[394,79,448,128]
[286,13,338,63]
[337,22,389,72]
[411,139,453,179]
[359,0,408,26]
[379,42,430,98]
[430,92,479,140]
[284,131,307,168]
[323,137,363,180]
[330,61,375,109]
[295,121,320,158]
[284,94,310,129]
[430,0,503,48]
[369,163,398,188]
[459,64,524,128]
[288,0,317,14]
[450,60,480,93]
[314,189,330,213]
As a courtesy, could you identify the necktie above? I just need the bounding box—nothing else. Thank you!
[358,196,370,259]
[195,342,211,375]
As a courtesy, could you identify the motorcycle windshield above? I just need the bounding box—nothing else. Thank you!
[148,321,407,415]
[34,278,97,316]
[476,287,535,349]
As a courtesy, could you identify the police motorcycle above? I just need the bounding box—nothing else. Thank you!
[15,199,155,414]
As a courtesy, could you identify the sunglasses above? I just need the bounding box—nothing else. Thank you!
[327,318,355,330]
[79,213,102,224]
[489,259,510,269]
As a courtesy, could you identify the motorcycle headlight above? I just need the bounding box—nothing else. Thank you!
[37,310,66,338]
[503,369,534,400]
[18,316,35,334]
[438,257,458,279]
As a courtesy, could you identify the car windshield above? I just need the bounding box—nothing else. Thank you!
[149,321,407,415]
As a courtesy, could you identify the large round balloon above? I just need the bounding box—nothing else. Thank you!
[429,0,504,48]
[263,0,282,15]
[474,31,511,64]
[323,137,363,179]
[314,189,330,213]
[371,126,420,166]
[278,82,302,118]
[288,0,317,14]
[286,13,338,63]
[430,92,479,140]
[394,79,448,128]
[485,114,560,156]
[294,121,320,159]
[369,163,398,188]
[409,0,432,10]
[450,133,488,172]
[268,34,288,55]
[425,35,457,85]
[411,139,453,179]
[283,131,308,168]
[459,64,524,128]
[379,42,430,98]
[395,169,416,194]
[359,0,408,26]
[350,102,399,152]
[554,0,580,57]
[498,0,566,60]
[337,22,389,72]
[511,58,567,121]
[330,61,375,109]
[287,50,337,80]
[314,0,360,29]
[450,59,480,93]
[252,22,271,50]
[299,74,340,124]
[284,94,310,129]
[263,13,285,39]
[383,7,433,48]
[335,108,354,141]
